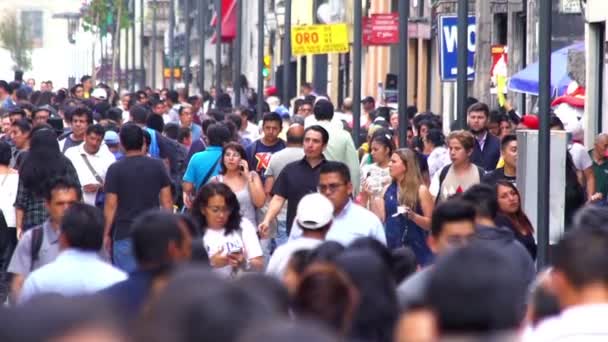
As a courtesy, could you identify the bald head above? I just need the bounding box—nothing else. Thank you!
[286,124,305,146]
[342,97,353,112]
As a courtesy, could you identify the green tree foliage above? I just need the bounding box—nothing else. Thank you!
[82,0,132,36]
[0,11,33,71]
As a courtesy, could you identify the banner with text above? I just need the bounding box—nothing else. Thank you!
[291,23,350,56]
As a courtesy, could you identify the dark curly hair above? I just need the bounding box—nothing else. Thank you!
[190,182,242,236]
[220,142,247,175]
[20,126,78,197]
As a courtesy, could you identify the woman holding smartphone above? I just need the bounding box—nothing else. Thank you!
[359,132,394,208]
[210,142,265,225]
[369,148,434,265]
[191,182,264,277]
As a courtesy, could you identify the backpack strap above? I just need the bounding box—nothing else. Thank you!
[30,227,44,272]
[434,165,451,204]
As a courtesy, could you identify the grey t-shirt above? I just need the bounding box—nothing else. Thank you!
[8,220,61,276]
[265,147,305,179]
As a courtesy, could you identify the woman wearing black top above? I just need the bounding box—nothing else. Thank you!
[494,181,537,259]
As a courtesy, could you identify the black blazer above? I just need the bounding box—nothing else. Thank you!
[470,132,501,171]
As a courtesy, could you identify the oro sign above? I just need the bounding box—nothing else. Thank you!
[291,23,349,56]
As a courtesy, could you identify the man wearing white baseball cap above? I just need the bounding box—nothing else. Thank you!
[266,193,334,278]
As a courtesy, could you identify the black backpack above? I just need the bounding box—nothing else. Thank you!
[29,227,44,272]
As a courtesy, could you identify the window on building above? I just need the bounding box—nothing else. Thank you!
[21,10,43,48]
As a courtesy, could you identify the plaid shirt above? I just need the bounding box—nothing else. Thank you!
[14,159,80,230]
[14,180,47,229]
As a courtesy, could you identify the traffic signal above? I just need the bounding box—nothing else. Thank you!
[263,55,271,79]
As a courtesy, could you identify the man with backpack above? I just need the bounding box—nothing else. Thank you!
[7,177,81,304]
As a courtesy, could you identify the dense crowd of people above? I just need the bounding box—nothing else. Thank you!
[0,75,607,341]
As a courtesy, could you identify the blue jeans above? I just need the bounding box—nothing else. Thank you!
[112,238,136,273]
[269,219,289,256]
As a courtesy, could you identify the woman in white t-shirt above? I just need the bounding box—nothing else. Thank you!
[191,182,264,277]
[359,133,394,208]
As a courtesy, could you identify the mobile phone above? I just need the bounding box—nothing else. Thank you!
[227,244,242,255]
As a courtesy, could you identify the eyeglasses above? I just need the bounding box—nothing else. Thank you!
[318,182,346,193]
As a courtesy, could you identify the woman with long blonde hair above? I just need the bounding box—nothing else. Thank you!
[369,148,434,265]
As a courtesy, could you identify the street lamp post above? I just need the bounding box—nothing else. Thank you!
[234,0,242,106]
[257,0,264,121]
[282,0,292,107]
[185,0,191,93]
[456,0,468,129]
[398,0,409,148]
[199,0,206,94]
[169,0,176,90]
[537,0,552,269]
[215,0,222,95]
[140,0,145,88]
[352,0,362,146]
[152,0,157,89]
[131,0,136,91]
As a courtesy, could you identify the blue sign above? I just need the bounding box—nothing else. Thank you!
[439,15,476,81]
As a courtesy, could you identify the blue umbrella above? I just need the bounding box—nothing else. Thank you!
[508,42,584,97]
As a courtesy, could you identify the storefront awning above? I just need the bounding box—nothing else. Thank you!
[210,0,236,44]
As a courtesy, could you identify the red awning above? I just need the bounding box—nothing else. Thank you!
[210,0,236,44]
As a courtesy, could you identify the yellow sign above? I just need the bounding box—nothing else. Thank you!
[291,23,349,56]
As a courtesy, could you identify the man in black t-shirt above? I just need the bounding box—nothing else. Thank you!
[482,134,517,187]
[103,124,173,273]
[259,125,329,236]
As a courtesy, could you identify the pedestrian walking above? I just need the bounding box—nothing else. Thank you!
[19,203,126,304]
[103,124,173,272]
[191,182,264,277]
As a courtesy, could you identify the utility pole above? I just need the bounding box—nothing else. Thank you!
[131,0,136,91]
[352,0,362,146]
[199,0,206,94]
[125,23,130,90]
[169,0,176,90]
[152,0,157,89]
[140,0,145,88]
[234,0,242,106]
[537,0,552,269]
[257,0,264,121]
[456,0,468,129]
[185,0,191,93]
[215,0,222,95]
[282,0,292,107]
[473,0,492,104]
[398,0,409,148]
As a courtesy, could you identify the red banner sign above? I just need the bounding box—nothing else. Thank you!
[363,13,400,46]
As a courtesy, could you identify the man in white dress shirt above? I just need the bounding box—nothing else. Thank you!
[19,203,126,303]
[64,124,116,206]
[289,161,386,246]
